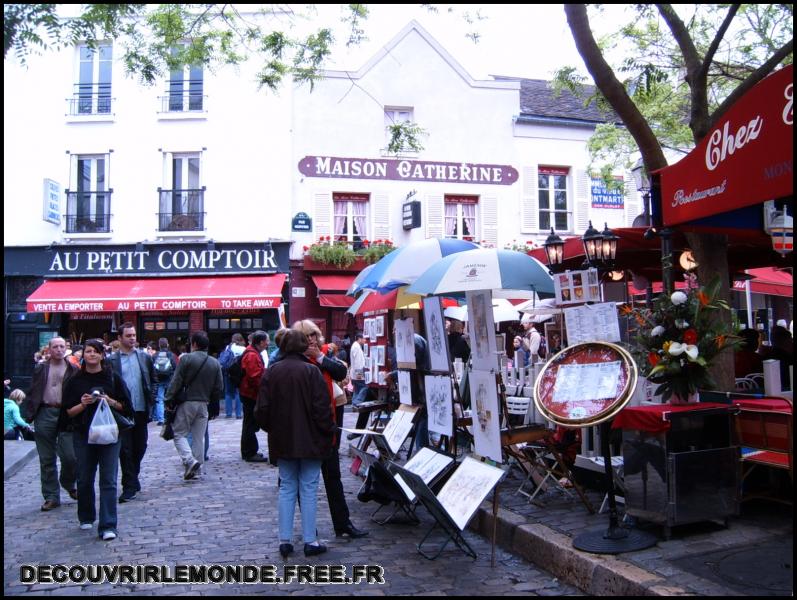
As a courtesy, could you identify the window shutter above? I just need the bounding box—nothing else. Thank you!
[624,175,641,227]
[520,165,538,233]
[313,192,332,241]
[573,169,591,234]
[425,194,444,239]
[481,195,498,247]
[371,192,390,240]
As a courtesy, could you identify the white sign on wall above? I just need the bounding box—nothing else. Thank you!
[43,179,61,225]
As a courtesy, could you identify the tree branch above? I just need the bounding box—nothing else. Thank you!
[564,5,667,171]
[709,38,794,129]
[700,4,740,78]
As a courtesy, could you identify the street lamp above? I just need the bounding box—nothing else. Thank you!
[543,227,565,272]
[630,160,651,228]
[599,222,619,264]
[581,221,603,265]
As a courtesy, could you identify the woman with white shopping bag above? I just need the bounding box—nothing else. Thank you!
[61,339,132,541]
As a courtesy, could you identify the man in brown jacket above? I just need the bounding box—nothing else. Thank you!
[23,336,79,511]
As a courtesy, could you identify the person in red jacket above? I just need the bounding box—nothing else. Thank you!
[238,330,269,462]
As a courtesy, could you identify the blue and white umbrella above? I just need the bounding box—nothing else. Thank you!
[348,238,479,295]
[406,248,554,297]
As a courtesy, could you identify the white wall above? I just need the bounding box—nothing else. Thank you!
[4,42,294,247]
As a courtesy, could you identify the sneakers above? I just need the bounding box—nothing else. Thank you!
[303,542,328,557]
[80,523,93,530]
[184,460,201,480]
[101,531,117,541]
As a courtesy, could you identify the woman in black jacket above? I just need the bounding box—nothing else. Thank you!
[258,330,336,559]
[61,339,133,541]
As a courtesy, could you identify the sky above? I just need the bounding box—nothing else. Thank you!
[299,4,627,82]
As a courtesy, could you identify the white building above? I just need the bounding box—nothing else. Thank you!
[4,18,639,381]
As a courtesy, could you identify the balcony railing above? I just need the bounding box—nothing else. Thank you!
[64,190,112,233]
[67,85,113,116]
[158,188,206,231]
[159,83,205,112]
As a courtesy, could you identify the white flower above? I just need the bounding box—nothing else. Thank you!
[675,319,690,329]
[671,291,688,305]
[668,342,699,360]
[651,326,665,337]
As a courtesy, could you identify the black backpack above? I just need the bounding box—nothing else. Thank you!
[227,349,254,388]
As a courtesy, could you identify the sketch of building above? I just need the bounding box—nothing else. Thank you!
[436,457,505,530]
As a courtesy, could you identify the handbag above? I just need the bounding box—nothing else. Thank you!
[111,408,134,432]
[160,419,175,441]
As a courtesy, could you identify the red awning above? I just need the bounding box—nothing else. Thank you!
[318,294,356,308]
[732,267,792,297]
[311,274,357,309]
[26,275,286,313]
[310,274,356,292]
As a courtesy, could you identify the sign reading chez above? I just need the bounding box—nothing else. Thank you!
[659,64,793,226]
[5,243,290,278]
[299,155,518,186]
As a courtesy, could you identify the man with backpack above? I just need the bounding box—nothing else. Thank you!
[236,331,269,463]
[151,338,177,426]
[218,333,245,419]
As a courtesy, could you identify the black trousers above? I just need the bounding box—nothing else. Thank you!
[240,396,261,459]
[321,405,350,531]
[119,411,148,494]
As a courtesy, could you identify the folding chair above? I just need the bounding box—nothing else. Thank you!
[734,407,793,506]
[515,431,595,513]
[735,377,757,392]
[505,396,531,427]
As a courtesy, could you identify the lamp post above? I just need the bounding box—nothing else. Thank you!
[632,160,674,294]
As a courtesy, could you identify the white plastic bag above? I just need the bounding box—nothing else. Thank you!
[88,398,119,445]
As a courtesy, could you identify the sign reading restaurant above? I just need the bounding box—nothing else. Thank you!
[299,155,518,185]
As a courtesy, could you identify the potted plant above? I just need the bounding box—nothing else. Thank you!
[624,274,741,403]
[359,239,395,264]
[303,237,357,268]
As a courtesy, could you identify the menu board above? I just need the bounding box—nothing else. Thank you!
[554,268,601,305]
[564,302,621,345]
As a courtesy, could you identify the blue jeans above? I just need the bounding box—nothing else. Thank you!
[352,380,368,405]
[224,374,242,418]
[151,381,169,423]
[73,433,120,536]
[278,458,322,544]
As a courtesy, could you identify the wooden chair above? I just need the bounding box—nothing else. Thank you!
[734,407,793,505]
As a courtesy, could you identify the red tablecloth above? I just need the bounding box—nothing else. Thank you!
[612,403,730,434]
[731,397,793,412]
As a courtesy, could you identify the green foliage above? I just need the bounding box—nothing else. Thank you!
[306,237,357,268]
[359,239,395,264]
[625,274,741,402]
[386,121,427,155]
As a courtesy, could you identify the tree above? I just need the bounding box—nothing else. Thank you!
[562,4,792,392]
[3,3,425,153]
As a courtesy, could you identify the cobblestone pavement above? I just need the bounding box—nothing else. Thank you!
[4,414,582,596]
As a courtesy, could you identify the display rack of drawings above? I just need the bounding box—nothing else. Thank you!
[343,279,635,560]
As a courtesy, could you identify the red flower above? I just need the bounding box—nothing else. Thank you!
[683,329,698,345]
[303,245,309,251]
[526,240,534,245]
[648,352,660,367]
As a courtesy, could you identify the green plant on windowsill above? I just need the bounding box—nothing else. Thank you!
[359,239,395,264]
[304,237,357,268]
[503,239,538,254]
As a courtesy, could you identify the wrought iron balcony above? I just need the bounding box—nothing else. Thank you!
[158,188,206,231]
[67,85,113,116]
[64,190,112,233]
[158,82,205,112]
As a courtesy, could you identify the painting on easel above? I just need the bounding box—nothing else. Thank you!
[424,375,453,436]
[468,369,502,463]
[423,296,450,373]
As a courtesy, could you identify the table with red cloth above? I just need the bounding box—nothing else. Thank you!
[730,397,793,413]
[611,402,731,434]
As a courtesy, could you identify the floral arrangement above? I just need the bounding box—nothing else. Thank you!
[623,274,740,403]
[304,237,357,268]
[503,239,538,254]
[360,239,395,264]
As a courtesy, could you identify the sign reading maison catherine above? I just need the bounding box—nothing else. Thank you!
[299,156,518,185]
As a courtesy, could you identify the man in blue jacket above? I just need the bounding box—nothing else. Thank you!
[109,323,156,503]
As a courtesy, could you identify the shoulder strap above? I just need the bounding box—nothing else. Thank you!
[183,354,210,390]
